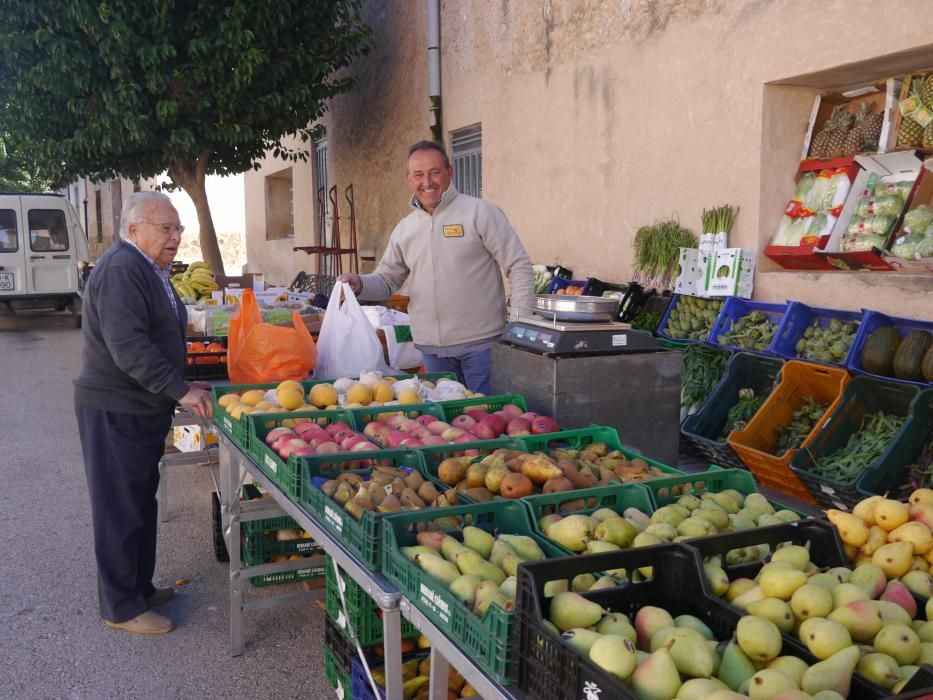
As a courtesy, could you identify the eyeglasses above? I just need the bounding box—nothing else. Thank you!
[141,222,185,235]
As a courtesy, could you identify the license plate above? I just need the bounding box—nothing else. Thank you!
[0,272,13,291]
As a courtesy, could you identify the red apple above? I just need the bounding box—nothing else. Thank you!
[386,430,410,448]
[341,434,368,450]
[415,415,438,427]
[363,422,382,438]
[292,447,316,457]
[454,433,478,443]
[385,415,406,429]
[427,421,451,436]
[266,427,294,444]
[410,426,432,441]
[465,409,488,421]
[397,417,419,433]
[471,422,497,440]
[350,441,378,452]
[506,418,531,437]
[441,427,465,442]
[420,435,447,446]
[315,441,340,454]
[480,414,506,435]
[500,404,524,419]
[531,416,559,434]
[400,438,425,448]
[325,421,351,436]
[452,415,477,430]
[519,412,539,423]
[332,428,354,444]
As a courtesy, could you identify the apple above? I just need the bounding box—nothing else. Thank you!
[293,424,319,441]
[386,430,411,448]
[292,447,316,457]
[427,421,451,436]
[332,428,355,444]
[325,421,351,436]
[451,415,476,430]
[465,409,487,421]
[415,415,438,427]
[400,438,425,448]
[506,418,531,437]
[385,415,406,429]
[350,441,378,452]
[519,412,539,423]
[315,441,340,454]
[500,404,524,419]
[397,417,419,433]
[480,414,506,435]
[420,435,447,446]
[266,427,294,444]
[531,416,559,434]
[410,426,432,441]
[363,422,383,439]
[454,433,478,443]
[471,422,497,440]
[341,434,368,450]
[441,427,465,442]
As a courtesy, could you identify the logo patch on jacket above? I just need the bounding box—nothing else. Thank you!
[442,224,464,238]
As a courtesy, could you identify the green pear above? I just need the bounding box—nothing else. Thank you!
[760,567,807,601]
[706,691,749,700]
[588,634,637,680]
[725,578,757,602]
[561,627,603,655]
[499,575,517,600]
[857,652,902,689]
[849,562,888,599]
[594,516,638,548]
[811,692,846,700]
[704,563,730,598]
[744,493,775,516]
[901,570,933,598]
[545,515,593,552]
[876,599,913,625]
[725,546,760,566]
[899,664,919,681]
[461,526,494,559]
[708,492,742,514]
[746,598,796,634]
[449,574,482,606]
[707,639,722,676]
[473,580,507,617]
[766,655,809,686]
[644,523,678,541]
[728,513,756,531]
[917,620,933,643]
[747,669,796,699]
[809,572,842,591]
[827,599,884,642]
[826,567,851,584]
[732,585,765,611]
[548,591,604,632]
[757,513,785,527]
[649,626,676,652]
[874,623,921,665]
[804,620,852,660]
[737,616,782,663]
[717,638,757,691]
[666,627,716,678]
[591,507,621,522]
[676,678,729,700]
[543,578,568,597]
[454,549,506,584]
[631,645,682,700]
[696,505,730,531]
[538,513,563,534]
[542,619,560,636]
[791,583,834,621]
[586,539,622,554]
[774,509,801,523]
[801,646,859,696]
[401,545,443,560]
[588,574,618,591]
[676,495,702,511]
[797,616,825,644]
[415,553,460,586]
[497,534,546,561]
[677,516,718,538]
[596,612,635,641]
[831,582,869,609]
[571,573,596,592]
[669,503,691,518]
[489,539,514,567]
[771,544,811,571]
[675,614,714,640]
[623,507,651,531]
[650,505,687,527]
[635,605,676,651]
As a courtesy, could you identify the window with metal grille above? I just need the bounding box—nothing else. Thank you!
[95,190,103,242]
[314,138,329,245]
[452,125,482,198]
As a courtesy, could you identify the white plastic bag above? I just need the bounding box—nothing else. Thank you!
[314,282,392,379]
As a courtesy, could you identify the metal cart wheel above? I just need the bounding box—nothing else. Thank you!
[211,491,229,562]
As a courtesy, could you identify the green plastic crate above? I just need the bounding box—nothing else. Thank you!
[240,484,325,559]
[523,483,655,555]
[241,547,326,587]
[299,450,453,571]
[438,394,528,421]
[246,408,358,499]
[516,426,684,480]
[323,645,351,700]
[637,467,810,518]
[325,557,419,646]
[380,500,569,685]
[345,402,447,438]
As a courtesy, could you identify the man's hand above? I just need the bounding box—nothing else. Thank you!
[337,273,362,295]
[180,385,213,418]
[189,380,212,391]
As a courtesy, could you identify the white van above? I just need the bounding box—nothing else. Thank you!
[0,193,91,326]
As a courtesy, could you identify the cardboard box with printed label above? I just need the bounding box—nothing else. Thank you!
[673,248,708,297]
[704,248,756,298]
[173,424,218,452]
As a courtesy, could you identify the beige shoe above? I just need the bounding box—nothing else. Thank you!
[146,587,175,607]
[105,610,173,635]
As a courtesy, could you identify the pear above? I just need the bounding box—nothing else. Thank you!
[543,578,569,597]
[809,572,842,591]
[676,494,702,511]
[874,498,910,531]
[810,692,846,700]
[746,598,795,633]
[862,525,888,556]
[473,580,507,617]
[826,509,869,547]
[635,605,675,651]
[724,578,757,602]
[666,627,716,678]
[538,513,563,534]
[696,505,730,531]
[499,575,517,600]
[770,692,812,700]
[880,579,918,617]
[441,534,468,561]
[489,539,515,568]
[461,526,494,559]
[831,582,869,609]
[737,616,782,663]
[849,562,888,599]
[771,544,811,571]
[571,573,596,592]
[561,627,603,656]
[804,620,852,660]
[649,625,676,652]
[631,644,681,700]
[454,550,506,584]
[401,545,443,561]
[767,655,809,686]
[732,585,765,611]
[857,652,902,689]
[644,523,678,541]
[918,641,933,665]
[704,563,730,598]
[917,620,933,643]
[874,623,921,665]
[594,516,638,548]
[899,664,920,681]
[415,553,460,586]
[545,515,594,552]
[797,617,825,644]
[759,566,807,601]
[728,513,756,531]
[650,505,687,527]
[745,493,775,516]
[706,692,749,700]
[677,516,718,538]
[548,591,604,632]
[497,534,546,561]
[596,612,636,641]
[827,599,884,642]
[872,541,914,578]
[589,634,637,680]
[747,669,796,699]
[791,583,834,621]
[853,494,884,526]
[590,507,619,522]
[586,539,622,554]
[877,599,914,625]
[499,552,525,578]
[676,678,729,700]
[588,574,618,591]
[774,509,801,523]
[623,507,651,531]
[709,492,742,514]
[758,513,786,527]
[888,521,933,555]
[448,574,482,606]
[801,646,859,696]
[717,637,757,691]
[674,614,714,640]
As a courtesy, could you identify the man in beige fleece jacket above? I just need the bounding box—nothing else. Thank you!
[340,140,534,393]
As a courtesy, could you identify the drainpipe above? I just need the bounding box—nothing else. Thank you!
[427,0,442,142]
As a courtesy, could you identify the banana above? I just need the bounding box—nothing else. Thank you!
[402,676,429,699]
[187,261,212,273]
[401,657,420,681]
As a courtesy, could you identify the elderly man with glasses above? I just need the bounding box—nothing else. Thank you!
[74,191,212,635]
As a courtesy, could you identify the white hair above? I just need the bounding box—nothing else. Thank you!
[120,190,173,239]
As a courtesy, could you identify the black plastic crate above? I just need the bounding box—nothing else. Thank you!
[183,336,228,380]
[680,352,784,468]
[893,663,933,699]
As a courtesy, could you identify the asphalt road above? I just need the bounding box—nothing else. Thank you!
[0,310,332,700]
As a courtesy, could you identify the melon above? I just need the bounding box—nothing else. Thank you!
[893,330,932,380]
[861,325,901,375]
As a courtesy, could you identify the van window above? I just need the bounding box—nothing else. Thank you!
[0,210,16,252]
[28,209,69,252]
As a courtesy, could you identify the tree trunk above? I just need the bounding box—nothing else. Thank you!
[168,152,226,276]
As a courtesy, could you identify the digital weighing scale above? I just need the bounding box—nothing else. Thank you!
[502,316,659,356]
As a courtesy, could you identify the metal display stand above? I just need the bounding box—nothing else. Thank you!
[209,423,515,700]
[159,408,219,522]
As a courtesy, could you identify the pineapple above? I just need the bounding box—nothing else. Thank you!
[921,75,933,110]
[826,107,854,157]
[810,105,851,158]
[923,121,933,149]
[841,102,871,156]
[898,79,925,148]
[861,105,883,151]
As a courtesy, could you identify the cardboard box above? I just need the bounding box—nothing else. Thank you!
[673,248,708,297]
[889,74,930,152]
[704,248,756,298]
[173,424,218,452]
[222,287,247,305]
[254,287,291,304]
[800,80,899,160]
[816,151,925,270]
[764,158,860,270]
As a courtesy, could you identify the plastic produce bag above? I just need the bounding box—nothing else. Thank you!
[227,289,317,384]
[314,282,392,379]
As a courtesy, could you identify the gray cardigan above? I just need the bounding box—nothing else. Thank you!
[74,241,189,415]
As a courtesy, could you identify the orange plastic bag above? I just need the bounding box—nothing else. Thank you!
[227,289,318,384]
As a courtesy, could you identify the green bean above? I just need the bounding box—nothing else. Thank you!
[809,411,905,482]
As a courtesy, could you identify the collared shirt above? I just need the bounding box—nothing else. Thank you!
[124,239,179,318]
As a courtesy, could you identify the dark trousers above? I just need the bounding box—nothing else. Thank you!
[75,403,171,623]
[420,347,493,394]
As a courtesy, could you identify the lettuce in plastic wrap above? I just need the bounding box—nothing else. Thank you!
[903,205,933,233]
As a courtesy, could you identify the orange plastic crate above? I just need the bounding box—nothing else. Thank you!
[727,361,850,504]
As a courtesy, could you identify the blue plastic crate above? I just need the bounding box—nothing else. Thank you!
[706,297,788,354]
[847,310,933,387]
[655,293,726,343]
[544,277,588,294]
[771,301,868,367]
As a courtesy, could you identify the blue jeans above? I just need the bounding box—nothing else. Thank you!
[421,347,492,394]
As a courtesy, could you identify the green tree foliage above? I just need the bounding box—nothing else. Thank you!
[0,1,371,272]
[0,130,55,192]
